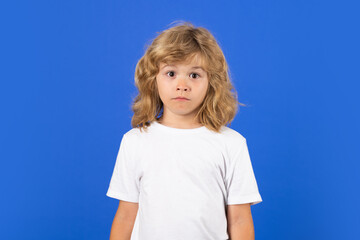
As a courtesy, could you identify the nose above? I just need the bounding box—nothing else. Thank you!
[177,86,189,92]
[176,78,189,92]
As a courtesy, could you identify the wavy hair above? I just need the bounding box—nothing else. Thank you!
[131,20,246,133]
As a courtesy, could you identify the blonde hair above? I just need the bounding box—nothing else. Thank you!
[131,20,246,133]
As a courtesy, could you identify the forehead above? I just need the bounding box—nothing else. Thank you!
[159,54,206,69]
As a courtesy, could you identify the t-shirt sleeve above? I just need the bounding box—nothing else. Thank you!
[225,137,262,206]
[106,133,140,203]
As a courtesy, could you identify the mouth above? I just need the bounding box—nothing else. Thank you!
[174,97,190,101]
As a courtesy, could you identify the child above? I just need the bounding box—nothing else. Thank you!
[106,21,262,240]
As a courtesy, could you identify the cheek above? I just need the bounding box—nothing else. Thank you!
[159,77,173,87]
[196,81,209,95]
[156,79,171,98]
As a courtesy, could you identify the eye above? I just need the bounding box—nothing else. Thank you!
[165,71,201,79]
[166,71,175,77]
[190,73,200,79]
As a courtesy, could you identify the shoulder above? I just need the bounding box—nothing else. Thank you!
[218,125,247,145]
[217,126,251,163]
[214,125,249,158]
[124,127,142,137]
[121,127,150,144]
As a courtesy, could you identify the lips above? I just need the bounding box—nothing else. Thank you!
[175,97,189,100]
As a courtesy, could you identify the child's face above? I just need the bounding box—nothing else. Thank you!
[156,55,209,124]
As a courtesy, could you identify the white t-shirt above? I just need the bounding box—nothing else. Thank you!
[106,120,262,240]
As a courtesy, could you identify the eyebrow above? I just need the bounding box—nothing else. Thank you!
[161,64,205,71]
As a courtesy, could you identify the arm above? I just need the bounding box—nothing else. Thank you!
[226,203,255,240]
[109,200,139,240]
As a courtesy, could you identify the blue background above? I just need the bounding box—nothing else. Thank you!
[1,0,359,239]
